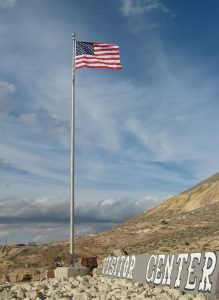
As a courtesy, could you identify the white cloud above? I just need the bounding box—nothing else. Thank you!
[19,113,37,125]
[0,81,16,116]
[75,195,163,223]
[120,0,168,17]
[0,0,16,8]
[0,194,162,223]
[120,0,174,32]
[0,194,164,243]
[0,80,16,95]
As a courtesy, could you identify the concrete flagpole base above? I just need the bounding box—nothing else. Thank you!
[55,266,90,279]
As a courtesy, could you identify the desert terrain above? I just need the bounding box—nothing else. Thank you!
[0,172,218,283]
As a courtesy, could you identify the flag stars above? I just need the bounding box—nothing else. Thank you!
[76,42,94,55]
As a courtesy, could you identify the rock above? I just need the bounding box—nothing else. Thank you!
[178,295,193,300]
[134,282,143,288]
[111,249,128,256]
[167,288,182,298]
[81,256,97,271]
[22,283,32,292]
[99,283,111,293]
[0,292,16,300]
[17,286,26,298]
[36,282,48,290]
[195,295,206,300]
[74,293,91,300]
[28,291,40,300]
[155,294,173,300]
[0,273,209,300]
[92,268,102,277]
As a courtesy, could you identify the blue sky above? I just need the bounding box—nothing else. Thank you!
[0,0,219,244]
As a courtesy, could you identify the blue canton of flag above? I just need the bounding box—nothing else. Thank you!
[76,42,94,56]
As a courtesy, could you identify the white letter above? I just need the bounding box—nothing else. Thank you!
[146,255,157,283]
[162,254,174,286]
[185,253,201,290]
[122,256,130,278]
[117,256,126,278]
[113,257,121,277]
[108,256,117,276]
[154,254,165,285]
[102,257,108,275]
[199,252,217,292]
[175,253,189,288]
[127,255,136,280]
[105,256,112,275]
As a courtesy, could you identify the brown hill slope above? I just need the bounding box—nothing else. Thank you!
[147,172,219,214]
[0,172,219,283]
[92,172,219,255]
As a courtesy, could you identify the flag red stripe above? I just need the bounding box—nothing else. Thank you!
[94,52,119,56]
[76,54,120,59]
[76,65,122,70]
[76,61,120,65]
[76,62,121,67]
[76,62,121,66]
[75,61,121,66]
[94,51,120,55]
[76,56,120,62]
[94,46,119,51]
[93,43,117,47]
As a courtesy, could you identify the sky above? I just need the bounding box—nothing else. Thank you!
[0,0,219,244]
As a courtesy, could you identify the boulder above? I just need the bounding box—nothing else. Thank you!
[81,257,97,270]
[111,249,128,256]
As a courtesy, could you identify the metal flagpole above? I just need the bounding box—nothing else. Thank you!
[70,33,76,266]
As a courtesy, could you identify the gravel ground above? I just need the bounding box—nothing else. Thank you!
[0,274,207,300]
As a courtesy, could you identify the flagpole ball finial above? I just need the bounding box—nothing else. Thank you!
[72,33,76,39]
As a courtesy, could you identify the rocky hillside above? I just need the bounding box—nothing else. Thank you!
[148,172,219,214]
[0,172,219,283]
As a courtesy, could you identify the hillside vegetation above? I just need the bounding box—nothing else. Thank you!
[0,172,219,283]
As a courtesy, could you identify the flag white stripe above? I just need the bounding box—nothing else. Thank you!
[76,58,121,64]
[94,46,119,50]
[94,50,119,55]
[76,54,120,59]
[94,43,119,47]
[76,62,121,68]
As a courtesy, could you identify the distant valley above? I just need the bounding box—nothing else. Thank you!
[0,172,219,283]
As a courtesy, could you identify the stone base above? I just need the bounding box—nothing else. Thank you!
[55,267,90,279]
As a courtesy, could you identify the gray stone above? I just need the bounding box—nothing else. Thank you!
[195,295,206,300]
[92,268,102,277]
[1,292,16,300]
[74,293,90,300]
[35,282,48,290]
[17,286,26,298]
[154,294,172,300]
[134,282,143,288]
[0,273,210,300]
[28,291,40,300]
[99,283,111,293]
[178,295,193,300]
[22,283,32,292]
[167,288,182,298]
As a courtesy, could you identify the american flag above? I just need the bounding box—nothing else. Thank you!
[75,41,122,70]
